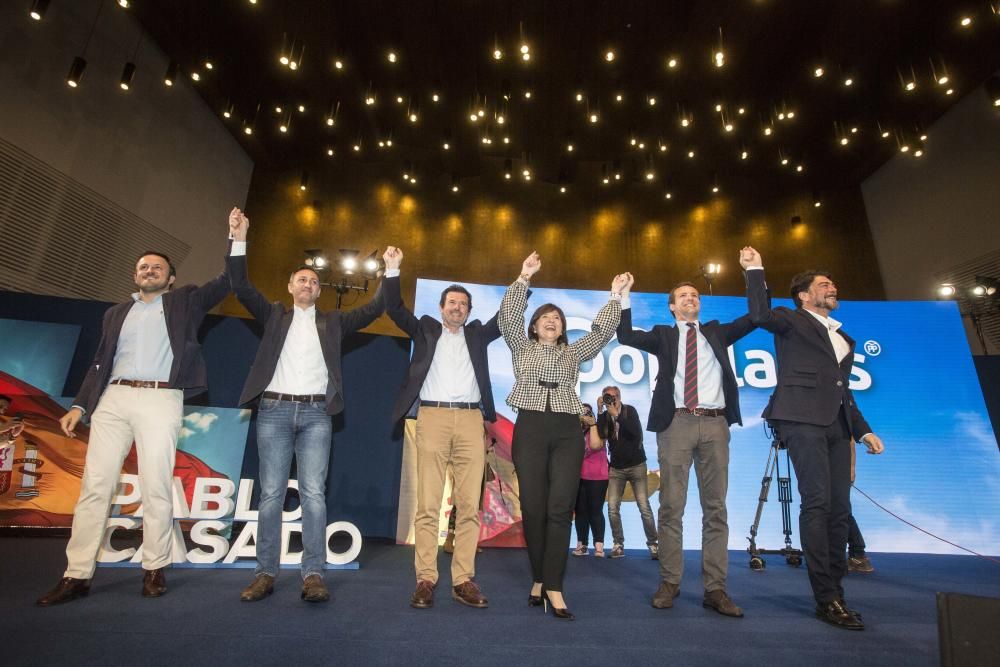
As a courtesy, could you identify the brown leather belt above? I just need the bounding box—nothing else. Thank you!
[262,391,325,403]
[675,407,725,418]
[110,379,173,389]
[420,400,479,409]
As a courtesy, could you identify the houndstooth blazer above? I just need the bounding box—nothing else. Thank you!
[499,278,621,414]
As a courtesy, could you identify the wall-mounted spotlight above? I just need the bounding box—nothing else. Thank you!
[701,262,722,295]
[303,249,329,270]
[937,283,957,298]
[973,276,999,296]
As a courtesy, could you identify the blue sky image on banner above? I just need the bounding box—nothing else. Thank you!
[414,278,1000,555]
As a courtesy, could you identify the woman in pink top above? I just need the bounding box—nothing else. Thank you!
[572,404,609,557]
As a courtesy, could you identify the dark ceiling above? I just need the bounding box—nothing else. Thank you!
[132,0,1000,204]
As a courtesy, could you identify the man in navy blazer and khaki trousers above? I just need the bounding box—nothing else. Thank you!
[742,246,884,630]
[616,264,756,618]
[383,248,500,610]
[38,210,242,606]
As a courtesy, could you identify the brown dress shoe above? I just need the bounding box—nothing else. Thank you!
[703,589,744,617]
[301,574,330,602]
[240,574,275,602]
[452,580,488,608]
[141,568,167,598]
[651,581,680,609]
[410,580,435,609]
[37,577,91,607]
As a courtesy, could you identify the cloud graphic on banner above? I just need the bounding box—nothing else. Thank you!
[857,494,999,556]
[184,412,219,432]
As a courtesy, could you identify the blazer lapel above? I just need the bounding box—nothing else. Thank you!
[668,325,680,373]
[796,309,838,361]
[314,310,331,366]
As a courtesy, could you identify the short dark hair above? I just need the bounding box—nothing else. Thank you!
[439,285,472,310]
[135,251,176,278]
[528,303,569,346]
[790,270,832,308]
[289,265,321,283]
[667,281,699,306]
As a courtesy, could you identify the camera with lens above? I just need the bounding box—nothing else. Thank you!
[602,393,616,406]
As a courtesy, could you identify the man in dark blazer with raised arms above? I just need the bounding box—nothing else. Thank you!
[38,209,244,606]
[742,246,884,631]
[616,266,756,618]
[383,247,500,610]
[226,210,387,604]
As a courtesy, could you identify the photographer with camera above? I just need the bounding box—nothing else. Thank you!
[598,386,658,560]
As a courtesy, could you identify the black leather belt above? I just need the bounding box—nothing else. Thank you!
[538,380,559,389]
[262,391,325,403]
[110,379,173,389]
[675,407,725,418]
[419,400,479,409]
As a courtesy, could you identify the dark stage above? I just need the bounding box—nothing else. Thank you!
[4,538,998,666]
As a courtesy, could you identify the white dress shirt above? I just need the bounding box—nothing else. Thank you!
[805,309,851,363]
[672,321,726,410]
[265,305,328,395]
[420,325,481,403]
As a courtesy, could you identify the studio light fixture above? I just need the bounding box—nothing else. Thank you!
[119,62,136,90]
[29,0,50,21]
[66,57,86,88]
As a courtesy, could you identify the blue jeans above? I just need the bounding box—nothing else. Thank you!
[254,398,332,579]
[607,462,658,547]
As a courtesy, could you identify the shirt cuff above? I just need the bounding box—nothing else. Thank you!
[610,292,623,302]
[858,432,873,444]
[621,296,631,309]
[384,268,400,278]
[745,266,763,271]
[229,241,247,256]
[71,405,86,416]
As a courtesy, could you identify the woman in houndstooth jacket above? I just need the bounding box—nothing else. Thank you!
[499,251,627,619]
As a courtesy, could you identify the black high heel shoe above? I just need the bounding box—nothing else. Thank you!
[543,592,575,620]
[528,585,544,607]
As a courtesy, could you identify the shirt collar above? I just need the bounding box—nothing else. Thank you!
[293,304,317,317]
[440,323,465,336]
[130,292,164,305]
[805,308,842,332]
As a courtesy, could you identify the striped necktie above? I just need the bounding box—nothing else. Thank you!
[684,322,699,410]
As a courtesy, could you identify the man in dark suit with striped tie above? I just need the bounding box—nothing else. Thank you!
[616,268,757,618]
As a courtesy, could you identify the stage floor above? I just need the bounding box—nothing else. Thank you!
[3,537,998,666]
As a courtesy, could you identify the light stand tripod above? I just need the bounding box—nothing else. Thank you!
[746,431,803,570]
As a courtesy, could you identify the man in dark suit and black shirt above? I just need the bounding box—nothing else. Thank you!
[37,209,242,606]
[617,270,756,617]
[383,248,500,610]
[742,246,884,630]
[226,210,386,604]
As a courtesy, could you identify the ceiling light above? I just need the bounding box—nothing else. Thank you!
[787,111,796,119]
[118,0,130,7]
[900,144,910,153]
[920,133,928,141]
[576,92,584,102]
[715,103,723,113]
[814,66,825,77]
[796,164,804,172]
[615,93,624,103]
[524,90,532,99]
[119,62,136,91]
[29,0,49,21]
[648,96,657,106]
[298,104,305,113]
[740,150,748,160]
[905,80,916,91]
[780,157,789,165]
[387,51,397,63]
[477,109,485,117]
[191,71,200,82]
[566,143,574,152]
[605,50,615,62]
[589,112,598,123]
[946,88,955,95]
[851,126,859,133]
[714,50,725,67]
[960,16,972,27]
[520,44,529,54]
[737,107,746,115]
[299,171,308,191]
[493,48,503,60]
[664,192,673,199]
[432,92,440,102]
[503,136,510,144]
[223,102,234,119]
[687,150,695,158]
[778,112,786,121]
[365,96,375,106]
[353,144,361,152]
[914,149,924,157]
[560,186,567,194]
[724,123,734,132]
[443,142,450,150]
[204,61,213,70]
[334,59,344,70]
[66,56,87,88]
[667,57,678,69]
[763,126,772,136]
[522,52,530,61]
[844,77,854,87]
[327,148,334,157]
[409,112,418,123]
[938,284,956,298]
[840,137,849,146]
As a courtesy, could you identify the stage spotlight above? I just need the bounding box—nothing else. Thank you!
[973,276,999,296]
[703,263,722,276]
[937,284,957,298]
[30,0,50,21]
[339,249,360,273]
[303,249,329,270]
[66,57,87,88]
[362,251,381,276]
[119,62,136,90]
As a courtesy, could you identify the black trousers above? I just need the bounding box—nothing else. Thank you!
[771,411,852,605]
[574,479,609,545]
[512,410,585,592]
[847,514,866,557]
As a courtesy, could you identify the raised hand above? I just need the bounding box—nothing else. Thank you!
[739,246,762,269]
[229,207,249,241]
[521,251,542,278]
[58,407,83,438]
[622,272,635,294]
[383,246,403,270]
[612,273,629,295]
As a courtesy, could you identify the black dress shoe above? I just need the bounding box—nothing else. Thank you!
[142,568,167,598]
[528,585,544,607]
[816,600,865,630]
[37,577,91,606]
[544,592,575,620]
